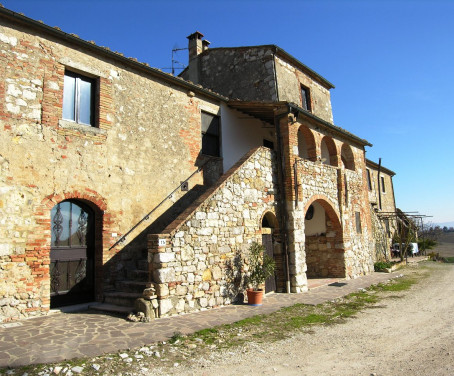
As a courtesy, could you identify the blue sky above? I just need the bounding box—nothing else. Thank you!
[4,0,453,224]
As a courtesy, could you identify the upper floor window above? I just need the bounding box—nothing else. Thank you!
[355,211,362,234]
[300,85,311,111]
[63,70,95,126]
[201,111,220,157]
[366,169,372,191]
[381,176,386,193]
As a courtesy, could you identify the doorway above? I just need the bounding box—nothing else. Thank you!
[50,200,95,307]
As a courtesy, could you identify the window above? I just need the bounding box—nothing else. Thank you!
[63,70,95,126]
[300,85,311,111]
[366,169,372,190]
[381,176,386,193]
[355,211,362,234]
[263,139,274,150]
[201,111,220,157]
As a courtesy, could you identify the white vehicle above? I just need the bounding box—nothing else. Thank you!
[392,242,419,256]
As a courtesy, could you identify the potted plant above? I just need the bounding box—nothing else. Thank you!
[246,242,275,306]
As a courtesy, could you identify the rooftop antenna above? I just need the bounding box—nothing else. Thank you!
[171,46,188,75]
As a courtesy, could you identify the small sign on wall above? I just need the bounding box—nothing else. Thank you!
[158,239,167,247]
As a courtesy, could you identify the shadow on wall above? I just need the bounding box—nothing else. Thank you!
[224,251,247,304]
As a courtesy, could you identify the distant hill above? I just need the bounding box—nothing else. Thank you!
[437,221,454,228]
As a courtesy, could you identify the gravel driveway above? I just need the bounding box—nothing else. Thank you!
[156,261,454,376]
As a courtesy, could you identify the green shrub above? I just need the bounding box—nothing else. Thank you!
[374,261,392,271]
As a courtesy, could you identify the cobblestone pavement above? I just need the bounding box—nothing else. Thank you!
[0,264,422,368]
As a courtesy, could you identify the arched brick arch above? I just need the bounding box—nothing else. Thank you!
[24,189,115,312]
[304,194,342,229]
[303,195,345,278]
[341,143,356,171]
[297,124,317,161]
[320,136,339,167]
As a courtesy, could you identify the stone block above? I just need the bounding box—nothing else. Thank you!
[134,298,155,320]
[154,252,175,263]
[159,299,173,316]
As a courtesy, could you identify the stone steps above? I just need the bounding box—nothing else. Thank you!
[89,303,133,315]
[126,268,149,281]
[103,291,142,307]
[116,280,152,293]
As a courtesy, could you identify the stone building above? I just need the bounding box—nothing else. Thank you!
[0,9,396,322]
[366,159,397,259]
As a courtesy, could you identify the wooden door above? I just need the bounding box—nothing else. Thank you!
[50,201,94,307]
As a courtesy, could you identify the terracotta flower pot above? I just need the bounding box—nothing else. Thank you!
[247,289,263,306]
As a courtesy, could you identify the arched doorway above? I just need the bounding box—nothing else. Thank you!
[261,212,284,293]
[304,200,345,278]
[50,200,95,307]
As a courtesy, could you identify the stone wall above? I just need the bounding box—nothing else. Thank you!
[182,46,278,101]
[274,55,334,123]
[367,164,396,214]
[0,18,224,321]
[148,147,279,317]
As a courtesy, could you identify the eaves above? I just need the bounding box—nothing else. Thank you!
[0,7,228,103]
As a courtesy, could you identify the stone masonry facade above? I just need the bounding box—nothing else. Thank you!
[0,10,397,322]
[148,148,279,317]
[0,11,225,321]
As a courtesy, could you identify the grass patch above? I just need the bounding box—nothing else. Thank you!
[443,257,454,263]
[379,278,416,292]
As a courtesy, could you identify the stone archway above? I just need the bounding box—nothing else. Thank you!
[297,124,317,161]
[304,199,345,278]
[320,136,338,167]
[261,211,285,293]
[341,143,356,171]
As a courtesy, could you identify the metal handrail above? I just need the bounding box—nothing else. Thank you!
[109,161,211,250]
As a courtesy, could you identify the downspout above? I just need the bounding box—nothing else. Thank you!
[274,108,291,294]
[272,49,280,101]
[377,158,382,211]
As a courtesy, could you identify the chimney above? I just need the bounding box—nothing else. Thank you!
[186,31,207,84]
[187,31,204,61]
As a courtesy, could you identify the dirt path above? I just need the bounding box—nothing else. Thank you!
[159,262,454,376]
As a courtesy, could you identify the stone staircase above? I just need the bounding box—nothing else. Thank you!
[91,184,210,315]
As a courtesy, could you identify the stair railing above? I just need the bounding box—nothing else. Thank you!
[109,160,213,250]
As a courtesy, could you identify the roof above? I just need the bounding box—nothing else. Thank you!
[228,101,372,147]
[195,45,335,90]
[0,7,227,102]
[366,159,396,176]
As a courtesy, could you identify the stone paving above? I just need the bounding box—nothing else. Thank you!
[0,267,416,368]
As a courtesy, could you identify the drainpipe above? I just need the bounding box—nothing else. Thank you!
[274,108,291,294]
[272,49,280,101]
[377,158,382,211]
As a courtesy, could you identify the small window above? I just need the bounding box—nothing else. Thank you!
[305,205,314,220]
[263,139,274,150]
[366,169,372,191]
[355,212,362,234]
[63,71,95,126]
[381,176,386,193]
[201,111,220,157]
[300,85,311,111]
